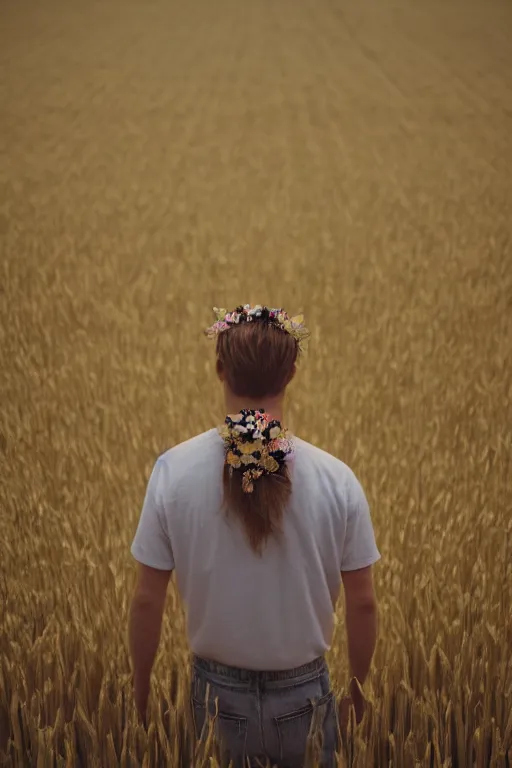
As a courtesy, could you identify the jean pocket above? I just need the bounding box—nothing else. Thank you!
[274,690,336,766]
[192,697,248,763]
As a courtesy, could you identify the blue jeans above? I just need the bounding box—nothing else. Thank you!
[191,655,339,767]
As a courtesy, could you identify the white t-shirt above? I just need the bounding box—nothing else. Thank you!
[131,428,380,670]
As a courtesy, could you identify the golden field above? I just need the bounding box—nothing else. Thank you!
[0,0,511,765]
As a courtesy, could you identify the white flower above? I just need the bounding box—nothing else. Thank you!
[234,425,248,433]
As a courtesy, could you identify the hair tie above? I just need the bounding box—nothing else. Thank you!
[218,409,294,493]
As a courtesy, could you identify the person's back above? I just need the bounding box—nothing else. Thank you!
[129,305,380,768]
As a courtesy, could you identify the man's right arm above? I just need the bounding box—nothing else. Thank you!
[341,565,378,684]
[340,565,378,722]
[338,469,380,720]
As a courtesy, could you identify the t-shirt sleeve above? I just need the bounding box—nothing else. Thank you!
[131,458,175,571]
[340,471,381,571]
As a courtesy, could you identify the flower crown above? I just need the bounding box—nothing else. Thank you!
[218,409,294,493]
[205,304,310,351]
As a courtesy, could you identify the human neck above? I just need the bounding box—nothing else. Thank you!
[224,391,286,424]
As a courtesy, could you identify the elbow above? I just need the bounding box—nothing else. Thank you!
[131,591,164,614]
[346,597,378,615]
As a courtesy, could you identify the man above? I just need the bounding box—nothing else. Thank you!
[129,304,380,767]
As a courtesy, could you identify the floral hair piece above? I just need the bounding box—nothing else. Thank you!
[205,304,310,352]
[218,409,294,493]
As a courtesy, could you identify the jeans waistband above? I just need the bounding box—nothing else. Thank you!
[192,654,326,683]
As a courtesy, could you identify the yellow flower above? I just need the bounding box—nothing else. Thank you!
[261,455,279,473]
[240,440,263,454]
[226,451,241,468]
[242,468,263,493]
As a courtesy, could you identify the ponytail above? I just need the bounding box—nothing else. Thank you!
[218,410,293,555]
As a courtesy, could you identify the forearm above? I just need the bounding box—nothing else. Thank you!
[129,597,164,684]
[345,603,378,684]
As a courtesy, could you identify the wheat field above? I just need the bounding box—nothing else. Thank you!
[1,0,511,765]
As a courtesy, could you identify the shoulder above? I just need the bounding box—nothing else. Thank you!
[294,437,357,479]
[145,429,221,502]
[293,437,366,499]
[157,428,221,471]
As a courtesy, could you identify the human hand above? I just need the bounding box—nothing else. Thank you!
[338,680,366,730]
[134,677,150,727]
